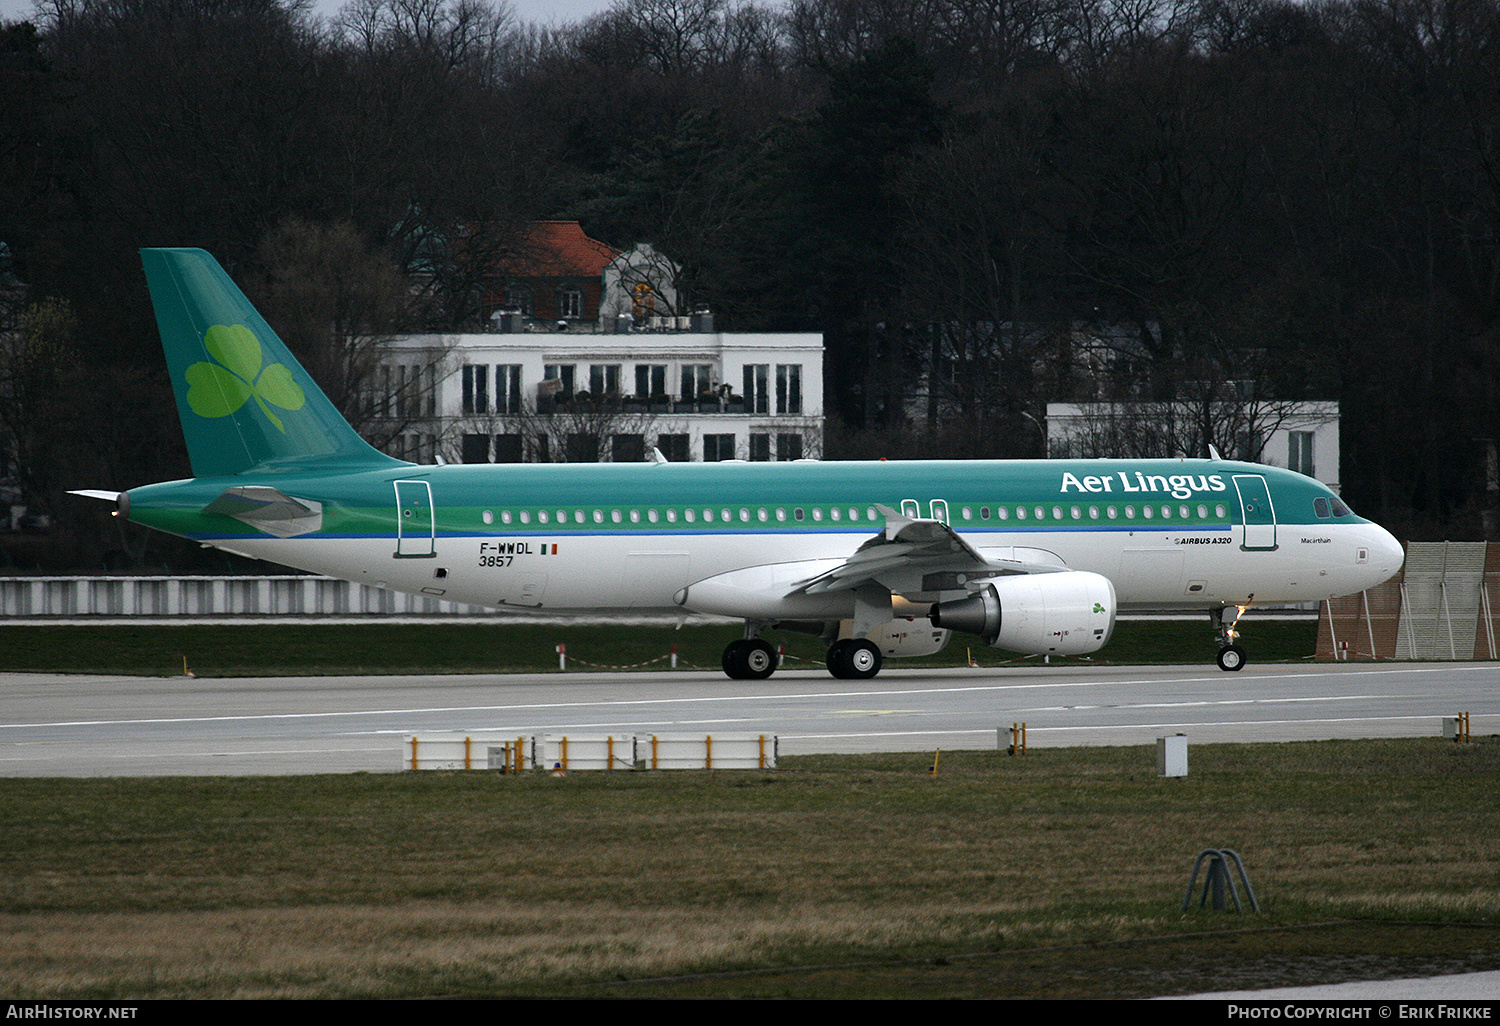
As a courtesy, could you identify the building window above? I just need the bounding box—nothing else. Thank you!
[397,365,421,420]
[636,364,667,399]
[566,433,600,462]
[589,364,621,398]
[507,286,533,316]
[749,433,770,461]
[682,364,713,403]
[461,433,489,463]
[582,364,612,396]
[777,433,803,461]
[743,364,769,414]
[496,365,522,414]
[494,433,524,463]
[559,288,583,319]
[656,434,689,462]
[704,434,735,461]
[544,364,576,400]
[611,433,645,463]
[1289,431,1314,477]
[776,364,802,414]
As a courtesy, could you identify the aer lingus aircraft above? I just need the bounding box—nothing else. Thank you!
[77,249,1404,679]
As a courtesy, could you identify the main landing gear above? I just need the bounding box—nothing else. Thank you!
[718,633,885,680]
[1214,605,1248,671]
[722,638,778,680]
[826,638,882,680]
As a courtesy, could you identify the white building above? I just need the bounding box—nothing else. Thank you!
[380,329,823,465]
[1046,401,1342,492]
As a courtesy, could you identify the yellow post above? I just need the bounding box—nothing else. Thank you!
[705,734,713,770]
[929,749,940,776]
[410,736,418,771]
[464,735,471,771]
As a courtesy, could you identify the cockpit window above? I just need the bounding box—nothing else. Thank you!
[1314,497,1330,518]
[1315,496,1353,518]
[1331,497,1351,517]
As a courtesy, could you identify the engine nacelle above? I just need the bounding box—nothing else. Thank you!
[929,571,1117,656]
[865,617,950,657]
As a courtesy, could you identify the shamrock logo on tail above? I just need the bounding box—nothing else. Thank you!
[185,324,306,432]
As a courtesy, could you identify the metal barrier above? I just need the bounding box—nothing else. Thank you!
[404,732,778,771]
[0,576,496,617]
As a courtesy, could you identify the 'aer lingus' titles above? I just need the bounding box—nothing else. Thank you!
[1061,471,1229,501]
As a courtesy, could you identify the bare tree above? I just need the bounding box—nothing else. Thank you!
[1050,390,1318,462]
[448,393,688,463]
[0,296,79,513]
[247,217,452,452]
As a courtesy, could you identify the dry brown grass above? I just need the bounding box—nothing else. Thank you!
[1,899,1148,998]
[2,740,1499,997]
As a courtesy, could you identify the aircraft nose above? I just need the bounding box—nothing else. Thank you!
[1365,523,1404,584]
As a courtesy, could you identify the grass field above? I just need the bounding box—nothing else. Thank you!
[2,739,1497,998]
[0,617,1319,676]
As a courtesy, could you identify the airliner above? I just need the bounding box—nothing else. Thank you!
[76,249,1404,679]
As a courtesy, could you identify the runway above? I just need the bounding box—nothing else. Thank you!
[1,661,1494,775]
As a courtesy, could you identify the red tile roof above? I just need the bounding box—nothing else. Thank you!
[497,221,620,278]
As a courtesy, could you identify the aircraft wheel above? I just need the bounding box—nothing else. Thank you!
[722,640,750,679]
[826,639,854,679]
[742,639,777,680]
[1216,644,1246,672]
[845,639,882,679]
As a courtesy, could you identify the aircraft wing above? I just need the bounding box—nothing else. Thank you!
[796,504,1069,597]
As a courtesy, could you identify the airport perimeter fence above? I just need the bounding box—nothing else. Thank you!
[1318,541,1500,661]
[0,575,496,618]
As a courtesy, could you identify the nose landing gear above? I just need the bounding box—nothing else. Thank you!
[1214,605,1248,671]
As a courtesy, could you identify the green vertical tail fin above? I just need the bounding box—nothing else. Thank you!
[141,247,403,478]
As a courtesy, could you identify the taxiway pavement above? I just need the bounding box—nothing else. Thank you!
[1,661,1493,776]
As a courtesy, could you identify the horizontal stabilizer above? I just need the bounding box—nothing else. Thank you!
[203,486,323,538]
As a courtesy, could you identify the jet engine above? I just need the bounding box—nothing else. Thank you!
[928,570,1116,656]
